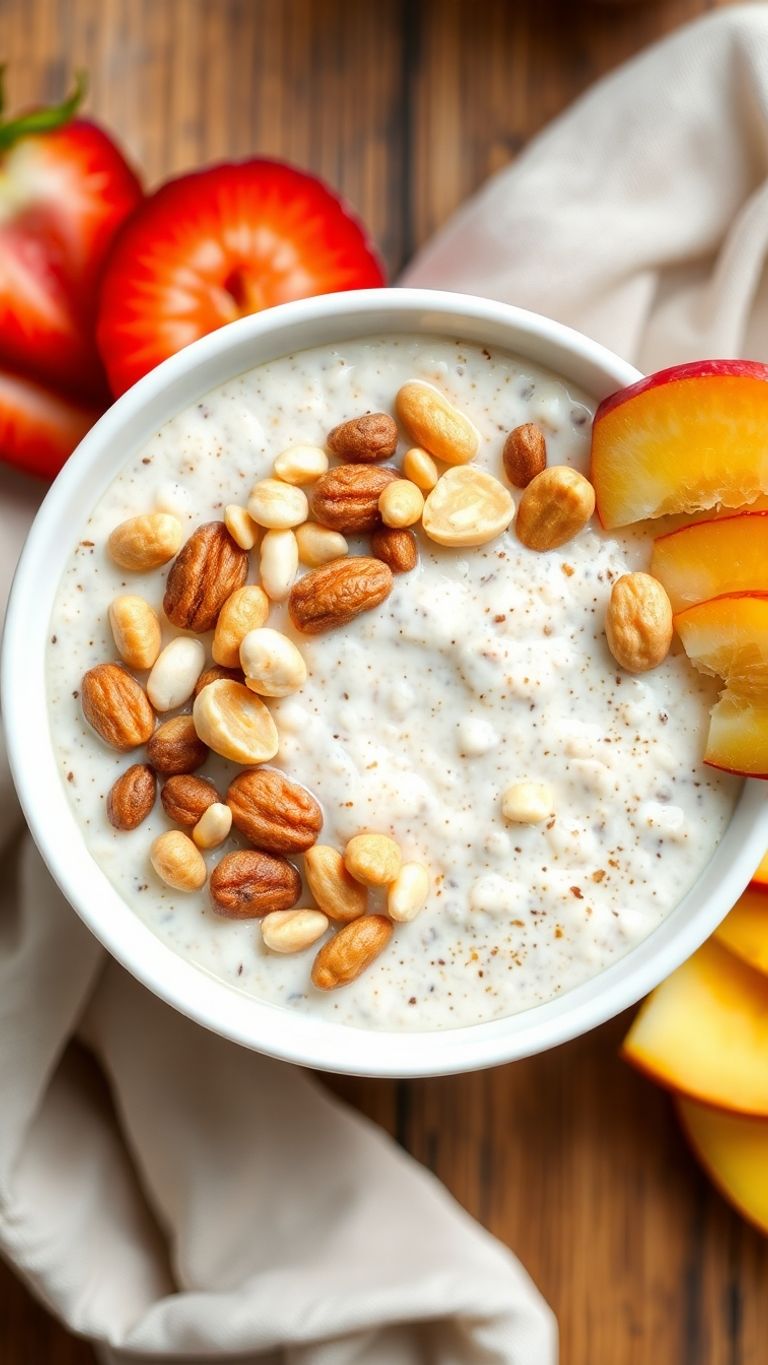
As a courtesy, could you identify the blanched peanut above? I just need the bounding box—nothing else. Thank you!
[273,445,328,485]
[501,781,554,824]
[224,504,260,550]
[247,478,308,529]
[108,594,162,670]
[212,585,269,668]
[387,861,430,922]
[259,529,298,602]
[402,446,439,492]
[344,832,401,887]
[422,466,514,548]
[295,521,348,567]
[192,679,279,764]
[147,636,205,711]
[192,802,233,850]
[240,627,307,697]
[304,845,367,922]
[150,830,207,891]
[261,908,329,953]
[378,479,424,528]
[107,512,182,571]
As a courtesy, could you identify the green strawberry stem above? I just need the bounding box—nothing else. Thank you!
[0,70,87,150]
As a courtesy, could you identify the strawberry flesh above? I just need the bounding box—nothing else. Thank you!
[0,366,100,480]
[97,160,386,396]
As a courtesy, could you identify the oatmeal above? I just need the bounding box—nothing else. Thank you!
[46,334,738,1030]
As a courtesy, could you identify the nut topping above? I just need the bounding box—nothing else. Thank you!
[503,423,547,488]
[212,585,270,668]
[259,529,299,602]
[193,664,243,697]
[310,463,398,534]
[370,525,418,575]
[422,466,514,547]
[192,802,232,850]
[163,521,248,632]
[289,556,392,634]
[378,479,424,528]
[295,521,349,568]
[395,381,478,466]
[81,664,155,751]
[227,768,322,854]
[108,595,162,671]
[327,412,398,463]
[107,512,182,571]
[311,915,393,990]
[192,678,279,764]
[402,446,439,492]
[247,478,308,530]
[344,832,402,886]
[107,763,157,831]
[240,627,307,697]
[224,504,260,550]
[605,572,673,673]
[273,444,329,484]
[515,466,595,552]
[147,636,206,712]
[304,845,367,922]
[210,849,302,918]
[161,773,220,826]
[501,781,554,824]
[387,861,430,922]
[147,715,208,775]
[150,830,207,891]
[261,909,329,953]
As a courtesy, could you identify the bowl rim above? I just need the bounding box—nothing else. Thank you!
[3,286,767,1078]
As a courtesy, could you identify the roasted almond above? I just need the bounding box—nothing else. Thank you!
[370,525,418,574]
[147,714,208,774]
[503,423,547,488]
[288,556,392,634]
[210,849,302,918]
[311,914,393,990]
[193,664,243,697]
[161,773,220,827]
[327,412,398,463]
[310,463,398,534]
[163,521,248,632]
[81,664,155,751]
[227,768,322,854]
[395,381,478,466]
[106,763,156,830]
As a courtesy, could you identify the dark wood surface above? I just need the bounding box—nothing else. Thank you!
[3,2,766,1362]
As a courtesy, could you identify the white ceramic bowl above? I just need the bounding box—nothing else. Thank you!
[3,288,767,1077]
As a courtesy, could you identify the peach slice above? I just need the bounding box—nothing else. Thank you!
[591,359,768,529]
[674,592,768,691]
[715,884,768,974]
[677,1097,768,1234]
[650,512,768,612]
[704,691,768,777]
[753,851,768,886]
[621,939,768,1115]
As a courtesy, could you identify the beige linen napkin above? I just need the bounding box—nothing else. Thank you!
[3,4,768,1360]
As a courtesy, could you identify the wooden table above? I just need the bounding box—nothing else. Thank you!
[3,1,767,1361]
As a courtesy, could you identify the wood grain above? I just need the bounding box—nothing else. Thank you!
[1,1,765,1362]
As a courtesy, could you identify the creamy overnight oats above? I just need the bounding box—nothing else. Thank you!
[46,335,738,1030]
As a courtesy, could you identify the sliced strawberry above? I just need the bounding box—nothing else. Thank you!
[0,73,142,399]
[96,160,385,396]
[0,366,100,479]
